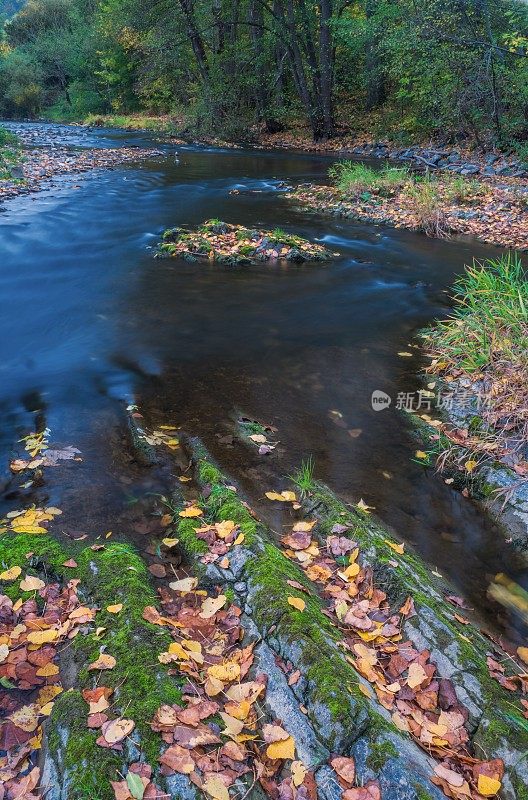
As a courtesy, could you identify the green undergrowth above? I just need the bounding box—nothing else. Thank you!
[83,113,180,135]
[0,125,23,181]
[418,253,528,476]
[0,532,182,800]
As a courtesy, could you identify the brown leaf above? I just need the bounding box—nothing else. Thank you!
[330,756,355,786]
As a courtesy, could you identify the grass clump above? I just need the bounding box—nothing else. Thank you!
[329,161,409,195]
[425,253,528,467]
[0,125,23,181]
[403,176,450,237]
[290,457,315,496]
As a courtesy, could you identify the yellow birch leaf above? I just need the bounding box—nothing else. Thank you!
[477,776,501,797]
[0,566,22,581]
[266,735,295,760]
[287,596,306,612]
[179,506,203,518]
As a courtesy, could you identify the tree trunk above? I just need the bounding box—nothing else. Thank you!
[318,0,334,139]
[178,0,209,82]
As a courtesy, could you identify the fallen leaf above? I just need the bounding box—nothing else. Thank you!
[89,653,117,671]
[266,735,295,760]
[106,604,123,614]
[287,596,306,612]
[0,566,22,581]
[477,775,501,797]
[179,506,203,518]
[203,775,230,800]
[200,595,227,618]
[20,575,45,591]
[169,577,198,593]
[330,756,355,786]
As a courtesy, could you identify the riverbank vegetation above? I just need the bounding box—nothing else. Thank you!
[422,254,528,478]
[0,0,527,152]
[288,164,528,248]
[0,123,21,179]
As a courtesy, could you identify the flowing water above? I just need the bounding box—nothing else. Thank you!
[0,122,526,643]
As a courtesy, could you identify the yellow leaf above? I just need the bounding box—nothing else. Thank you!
[36,662,59,677]
[281,491,297,502]
[343,562,360,579]
[0,566,22,581]
[11,525,47,534]
[39,701,55,716]
[166,642,190,660]
[291,761,307,787]
[356,499,374,513]
[203,776,230,800]
[179,475,192,482]
[265,491,285,501]
[292,521,316,532]
[477,776,501,797]
[200,595,227,619]
[106,604,123,614]
[287,596,306,612]
[266,735,296,760]
[207,661,241,683]
[169,577,198,593]
[179,506,203,518]
[162,537,179,548]
[358,683,373,698]
[37,685,62,705]
[233,533,245,546]
[465,459,478,472]
[385,539,404,555]
[517,646,528,665]
[27,629,58,645]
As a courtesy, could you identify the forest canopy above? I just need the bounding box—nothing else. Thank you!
[0,0,527,147]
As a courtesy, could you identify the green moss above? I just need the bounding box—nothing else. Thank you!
[366,739,398,771]
[49,690,120,800]
[197,458,224,486]
[177,517,209,558]
[1,534,183,794]
[414,783,436,800]
[70,544,183,765]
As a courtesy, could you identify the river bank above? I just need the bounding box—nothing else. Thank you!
[410,254,528,563]
[0,122,163,202]
[80,114,528,181]
[285,177,527,251]
[66,115,528,250]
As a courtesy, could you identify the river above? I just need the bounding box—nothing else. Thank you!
[0,122,525,644]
